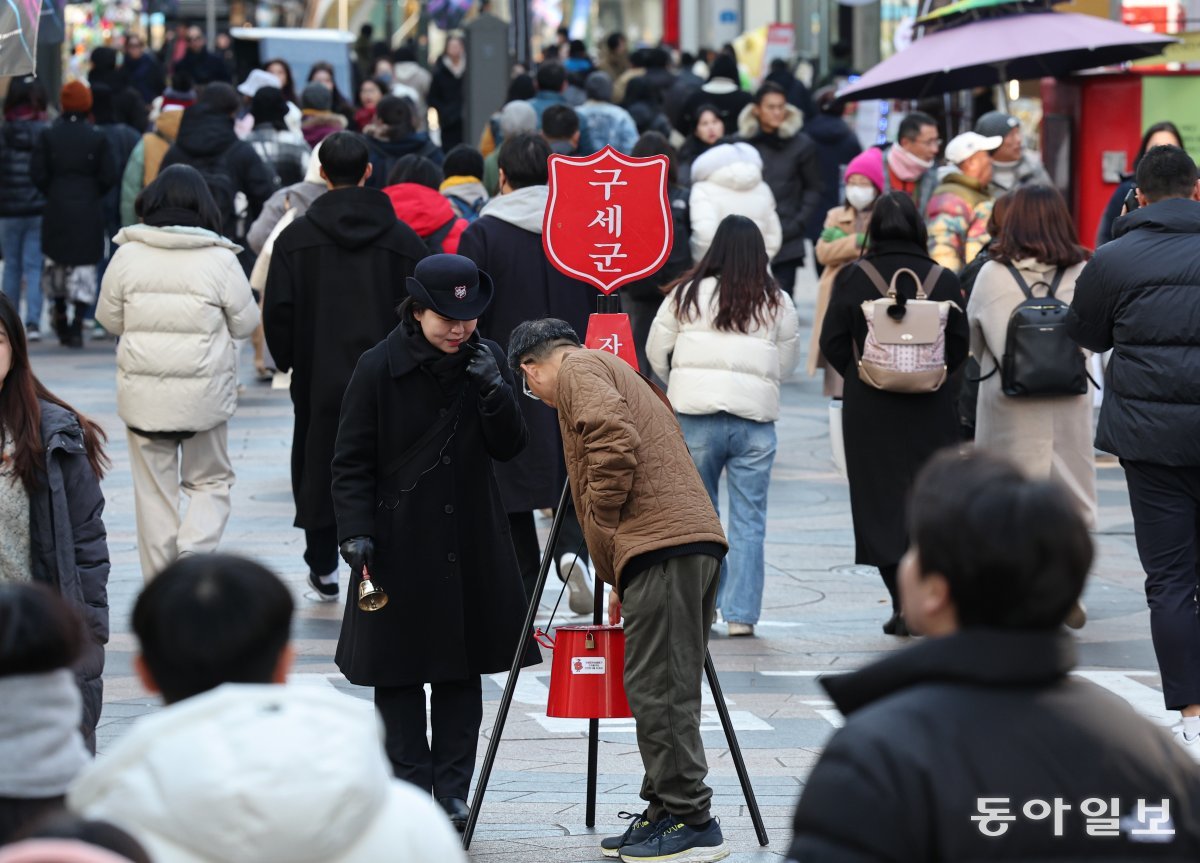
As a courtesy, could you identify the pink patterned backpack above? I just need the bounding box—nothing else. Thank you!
[854,260,955,394]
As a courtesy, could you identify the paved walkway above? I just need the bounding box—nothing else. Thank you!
[27,265,1172,862]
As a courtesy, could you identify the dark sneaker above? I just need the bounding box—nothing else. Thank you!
[600,811,657,858]
[619,818,729,863]
[307,570,339,601]
[25,323,40,342]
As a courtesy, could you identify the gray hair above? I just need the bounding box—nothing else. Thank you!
[499,100,537,138]
[507,318,581,373]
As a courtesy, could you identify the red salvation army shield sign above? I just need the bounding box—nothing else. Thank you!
[542,147,673,295]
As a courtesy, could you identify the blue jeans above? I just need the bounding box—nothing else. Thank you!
[0,215,43,326]
[677,412,777,625]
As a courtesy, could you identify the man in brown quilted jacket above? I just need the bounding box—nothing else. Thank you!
[509,318,732,863]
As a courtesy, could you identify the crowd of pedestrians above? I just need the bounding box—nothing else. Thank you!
[2,25,1200,863]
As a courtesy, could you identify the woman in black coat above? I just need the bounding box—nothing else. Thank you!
[30,82,118,347]
[819,192,967,636]
[331,254,538,832]
[0,295,110,754]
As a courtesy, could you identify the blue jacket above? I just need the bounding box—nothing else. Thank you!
[576,101,638,155]
[30,400,110,752]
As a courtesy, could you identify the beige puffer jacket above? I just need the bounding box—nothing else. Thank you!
[556,349,728,591]
[97,225,259,433]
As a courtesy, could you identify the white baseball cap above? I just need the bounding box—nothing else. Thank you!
[944,131,1003,165]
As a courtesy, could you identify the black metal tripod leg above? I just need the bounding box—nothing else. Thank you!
[462,481,573,849]
[704,649,769,847]
[585,573,604,827]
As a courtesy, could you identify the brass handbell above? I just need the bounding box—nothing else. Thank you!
[357,564,388,612]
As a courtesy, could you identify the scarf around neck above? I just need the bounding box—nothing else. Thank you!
[402,316,476,394]
[888,144,934,183]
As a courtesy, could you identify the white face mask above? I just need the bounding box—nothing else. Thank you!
[846,186,878,212]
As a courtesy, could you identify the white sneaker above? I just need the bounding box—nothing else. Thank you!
[727,622,754,637]
[1173,722,1200,756]
[558,553,594,615]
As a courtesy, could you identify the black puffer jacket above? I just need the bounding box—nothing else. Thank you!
[737,103,822,265]
[31,115,117,265]
[789,630,1200,862]
[30,401,110,754]
[161,106,276,241]
[1067,198,1200,465]
[0,117,49,217]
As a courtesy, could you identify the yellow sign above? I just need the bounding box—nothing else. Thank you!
[1132,31,1200,66]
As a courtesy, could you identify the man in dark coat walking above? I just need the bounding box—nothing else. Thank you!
[174,26,231,86]
[802,88,862,259]
[1067,144,1200,749]
[264,132,427,599]
[789,450,1200,861]
[161,83,276,249]
[738,81,822,294]
[456,132,598,613]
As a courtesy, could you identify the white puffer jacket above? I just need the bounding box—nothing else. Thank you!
[688,142,783,263]
[68,684,467,863]
[96,224,259,433]
[647,276,800,422]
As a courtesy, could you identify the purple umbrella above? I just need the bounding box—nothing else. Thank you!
[837,10,1175,102]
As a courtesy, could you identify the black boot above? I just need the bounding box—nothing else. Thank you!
[65,302,85,348]
[52,299,69,346]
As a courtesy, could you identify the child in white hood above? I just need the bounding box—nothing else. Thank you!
[68,555,466,863]
[688,142,783,262]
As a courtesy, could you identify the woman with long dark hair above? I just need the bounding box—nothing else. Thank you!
[0,76,50,341]
[96,165,259,581]
[306,61,356,129]
[677,104,725,186]
[646,215,800,636]
[0,292,110,750]
[819,191,968,636]
[331,254,538,830]
[363,95,443,189]
[1096,121,1184,247]
[264,57,298,104]
[968,185,1096,525]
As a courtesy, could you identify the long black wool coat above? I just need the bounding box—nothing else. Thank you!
[331,325,541,686]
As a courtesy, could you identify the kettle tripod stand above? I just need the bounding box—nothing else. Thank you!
[462,482,769,850]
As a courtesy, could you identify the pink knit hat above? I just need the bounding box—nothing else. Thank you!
[844,149,885,193]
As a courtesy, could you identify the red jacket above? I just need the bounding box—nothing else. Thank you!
[383,182,466,254]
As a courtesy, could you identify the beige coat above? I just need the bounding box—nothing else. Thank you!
[967,258,1096,524]
[97,225,259,433]
[556,349,728,591]
[811,205,869,393]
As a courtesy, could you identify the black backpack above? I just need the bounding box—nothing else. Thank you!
[188,148,239,238]
[981,263,1089,397]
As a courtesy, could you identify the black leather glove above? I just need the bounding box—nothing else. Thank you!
[339,536,375,572]
[466,342,505,400]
